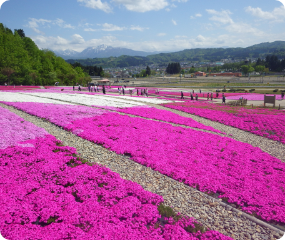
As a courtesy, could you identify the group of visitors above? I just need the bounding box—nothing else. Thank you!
[179,90,226,104]
[207,93,214,101]
[180,91,199,101]
[88,85,100,92]
[136,88,148,97]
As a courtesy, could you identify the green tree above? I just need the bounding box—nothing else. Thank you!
[146,66,151,76]
[255,65,265,75]
[241,65,249,76]
[1,67,15,85]
[248,66,254,75]
[66,73,76,86]
[14,29,25,38]
[189,67,195,73]
[48,72,57,85]
[29,72,38,85]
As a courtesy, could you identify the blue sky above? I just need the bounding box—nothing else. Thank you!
[0,0,284,53]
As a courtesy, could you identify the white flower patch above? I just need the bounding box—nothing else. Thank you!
[107,95,172,104]
[0,92,75,105]
[23,92,148,108]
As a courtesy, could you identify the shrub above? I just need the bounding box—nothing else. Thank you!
[273,89,279,92]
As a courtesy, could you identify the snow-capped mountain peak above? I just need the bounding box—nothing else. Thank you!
[52,45,158,59]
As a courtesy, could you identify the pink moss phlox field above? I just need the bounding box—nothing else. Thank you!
[2,102,106,126]
[64,113,285,224]
[0,107,48,149]
[0,136,164,239]
[3,102,285,223]
[116,106,223,134]
[162,101,285,144]
[0,106,232,239]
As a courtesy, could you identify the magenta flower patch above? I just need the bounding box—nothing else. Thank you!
[163,101,285,144]
[0,106,233,239]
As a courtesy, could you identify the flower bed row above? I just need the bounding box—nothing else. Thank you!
[0,106,231,239]
[3,102,285,224]
[115,106,223,134]
[227,94,283,101]
[0,86,41,91]
[162,101,285,144]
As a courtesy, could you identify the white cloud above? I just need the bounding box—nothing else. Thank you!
[26,18,51,34]
[84,24,148,32]
[54,36,70,45]
[26,18,75,33]
[225,22,264,36]
[112,0,168,12]
[206,9,264,36]
[157,33,166,36]
[54,18,75,29]
[195,35,206,42]
[71,34,85,44]
[172,19,177,25]
[171,0,188,2]
[84,28,98,31]
[191,13,202,19]
[129,25,149,31]
[206,9,233,24]
[98,23,126,31]
[245,6,285,22]
[77,0,112,13]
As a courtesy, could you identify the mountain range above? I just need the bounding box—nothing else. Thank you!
[65,41,285,68]
[52,44,161,59]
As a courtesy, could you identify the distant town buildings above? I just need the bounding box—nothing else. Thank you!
[208,72,242,77]
[195,71,207,76]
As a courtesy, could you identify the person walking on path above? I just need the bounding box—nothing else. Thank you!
[122,88,125,95]
[73,86,75,91]
[211,92,213,101]
[141,89,143,96]
[195,94,198,101]
[191,93,194,100]
[281,91,284,100]
[181,91,184,99]
[200,89,201,94]
[137,89,139,96]
[130,89,133,97]
[222,93,226,104]
[88,85,90,92]
[102,85,106,94]
[146,89,148,97]
[207,93,209,100]
[193,89,194,94]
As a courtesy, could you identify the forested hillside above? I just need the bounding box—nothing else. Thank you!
[66,41,285,68]
[0,23,90,86]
